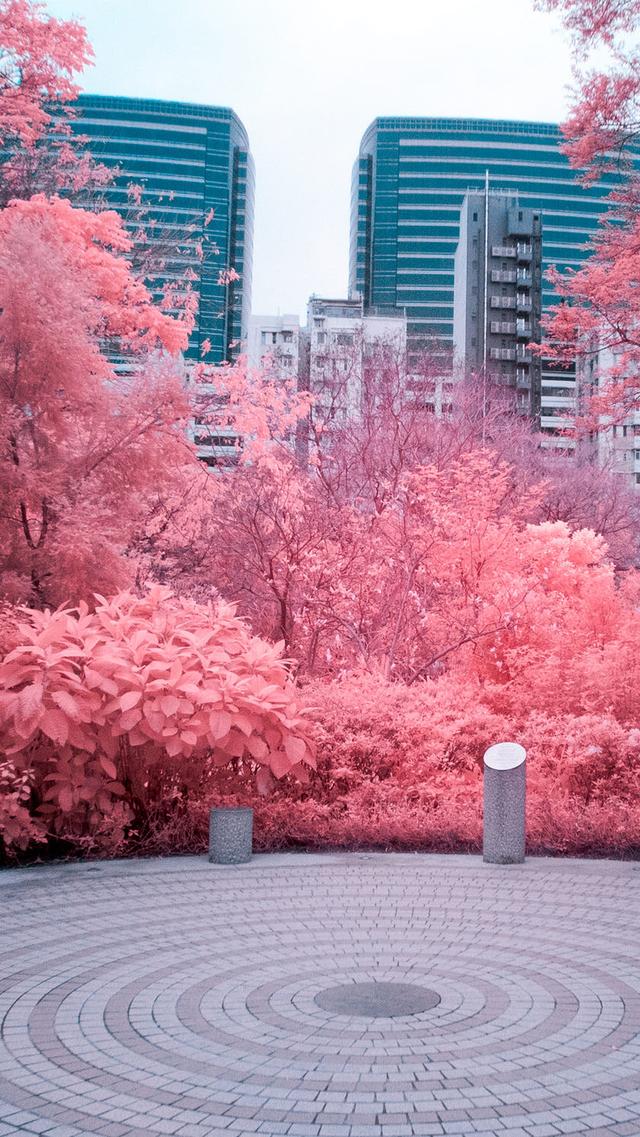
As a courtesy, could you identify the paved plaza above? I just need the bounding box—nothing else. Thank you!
[2,853,640,1137]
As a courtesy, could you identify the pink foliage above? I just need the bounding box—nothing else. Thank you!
[0,0,91,149]
[0,194,198,607]
[538,0,640,422]
[0,1,111,204]
[0,587,315,854]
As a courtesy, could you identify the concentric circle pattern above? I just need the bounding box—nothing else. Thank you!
[2,853,640,1137]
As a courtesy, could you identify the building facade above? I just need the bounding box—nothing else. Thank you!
[577,347,640,491]
[304,297,407,422]
[349,117,617,435]
[248,314,301,380]
[74,94,254,363]
[453,190,543,420]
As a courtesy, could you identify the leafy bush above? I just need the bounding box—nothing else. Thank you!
[0,587,315,856]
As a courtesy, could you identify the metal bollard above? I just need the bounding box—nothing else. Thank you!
[483,742,526,864]
[208,806,253,864]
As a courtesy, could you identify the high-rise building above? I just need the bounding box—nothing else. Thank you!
[453,190,543,421]
[349,117,617,435]
[73,94,254,363]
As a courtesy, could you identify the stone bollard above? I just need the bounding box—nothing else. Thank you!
[208,806,253,864]
[483,742,526,864]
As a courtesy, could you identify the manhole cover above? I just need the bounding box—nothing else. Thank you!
[314,981,440,1017]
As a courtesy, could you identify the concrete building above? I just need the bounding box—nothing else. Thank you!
[453,189,542,420]
[577,347,640,490]
[304,296,407,422]
[248,299,407,426]
[248,314,301,379]
[73,95,254,364]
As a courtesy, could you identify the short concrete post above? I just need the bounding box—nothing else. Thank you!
[483,742,526,864]
[208,806,253,864]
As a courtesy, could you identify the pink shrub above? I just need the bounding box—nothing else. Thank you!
[0,587,315,855]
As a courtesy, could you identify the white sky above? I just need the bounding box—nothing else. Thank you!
[47,0,574,319]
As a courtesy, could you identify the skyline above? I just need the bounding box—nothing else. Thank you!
[47,0,577,317]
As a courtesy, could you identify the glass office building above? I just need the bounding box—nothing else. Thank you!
[349,116,619,434]
[74,95,254,363]
[349,116,615,346]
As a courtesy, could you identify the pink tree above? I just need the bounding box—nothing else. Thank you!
[538,0,640,419]
[0,0,107,203]
[0,194,197,607]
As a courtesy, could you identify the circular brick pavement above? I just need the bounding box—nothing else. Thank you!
[2,853,640,1137]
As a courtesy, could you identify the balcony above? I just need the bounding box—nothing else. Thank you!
[516,320,532,337]
[490,296,516,309]
[516,294,532,312]
[490,347,516,361]
[491,270,516,283]
[490,321,516,334]
[516,368,530,388]
[492,245,516,257]
[517,269,532,286]
[516,346,532,363]
[516,242,532,261]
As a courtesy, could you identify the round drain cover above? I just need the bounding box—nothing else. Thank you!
[314,981,440,1017]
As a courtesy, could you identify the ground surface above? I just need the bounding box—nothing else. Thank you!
[2,852,640,1137]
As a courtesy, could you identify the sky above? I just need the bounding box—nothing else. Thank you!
[46,0,575,319]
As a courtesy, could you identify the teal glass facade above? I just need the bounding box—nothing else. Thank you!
[74,95,254,362]
[350,117,616,350]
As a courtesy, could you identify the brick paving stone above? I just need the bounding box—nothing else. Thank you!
[2,853,640,1137]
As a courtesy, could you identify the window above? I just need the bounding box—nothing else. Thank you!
[316,332,326,344]
[472,211,478,221]
[281,330,293,342]
[336,332,354,346]
[518,210,523,221]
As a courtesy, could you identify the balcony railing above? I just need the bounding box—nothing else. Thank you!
[516,320,532,337]
[516,368,530,388]
[490,296,516,309]
[490,347,516,361]
[490,321,516,334]
[491,270,517,283]
[516,270,532,285]
[516,346,532,363]
[516,242,532,260]
[516,295,532,311]
[492,245,516,257]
